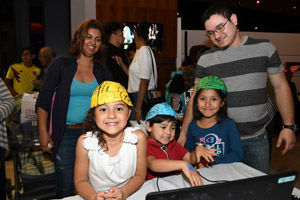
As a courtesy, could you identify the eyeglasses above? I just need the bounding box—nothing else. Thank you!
[22,53,33,56]
[206,20,229,38]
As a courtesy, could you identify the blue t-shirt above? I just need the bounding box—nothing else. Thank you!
[186,118,243,165]
[66,78,98,124]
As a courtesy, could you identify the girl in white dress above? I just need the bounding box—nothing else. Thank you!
[74,81,147,200]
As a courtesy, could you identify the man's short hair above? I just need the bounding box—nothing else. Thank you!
[201,3,233,25]
[103,21,124,42]
[21,46,36,55]
[40,47,56,58]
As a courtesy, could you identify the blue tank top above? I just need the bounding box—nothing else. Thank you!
[66,78,98,124]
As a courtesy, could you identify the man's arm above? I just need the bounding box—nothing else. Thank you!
[4,78,18,97]
[268,72,296,154]
[177,84,196,146]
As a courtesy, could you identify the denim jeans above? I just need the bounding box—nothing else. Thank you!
[55,128,82,198]
[241,130,270,174]
[0,147,6,200]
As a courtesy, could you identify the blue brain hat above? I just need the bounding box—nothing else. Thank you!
[145,102,177,122]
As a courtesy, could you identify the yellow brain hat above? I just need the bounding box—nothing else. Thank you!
[90,81,133,108]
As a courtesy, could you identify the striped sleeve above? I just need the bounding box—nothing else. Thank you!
[0,78,16,121]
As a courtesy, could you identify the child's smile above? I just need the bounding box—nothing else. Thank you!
[197,89,224,120]
[94,101,131,136]
[148,120,176,145]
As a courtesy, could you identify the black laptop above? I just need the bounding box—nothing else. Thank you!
[146,171,298,200]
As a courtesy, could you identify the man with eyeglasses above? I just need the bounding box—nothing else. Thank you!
[4,46,40,96]
[177,3,296,174]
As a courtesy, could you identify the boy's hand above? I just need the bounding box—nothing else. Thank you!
[195,146,217,163]
[182,162,203,187]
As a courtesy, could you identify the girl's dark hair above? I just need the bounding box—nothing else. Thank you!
[193,88,227,122]
[135,20,150,42]
[147,115,177,127]
[69,19,105,66]
[82,107,131,151]
[201,3,233,25]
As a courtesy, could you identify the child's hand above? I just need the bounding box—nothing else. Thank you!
[182,162,203,187]
[195,146,217,163]
[95,191,107,200]
[104,187,124,200]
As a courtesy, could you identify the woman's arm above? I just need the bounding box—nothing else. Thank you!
[74,134,98,200]
[37,107,53,153]
[0,78,15,120]
[136,78,149,123]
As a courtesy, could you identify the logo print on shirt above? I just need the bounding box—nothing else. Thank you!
[199,133,224,156]
[11,68,21,82]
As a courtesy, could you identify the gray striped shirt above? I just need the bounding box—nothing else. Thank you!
[196,36,284,139]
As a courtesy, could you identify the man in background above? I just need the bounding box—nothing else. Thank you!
[4,46,40,96]
[33,46,56,90]
[103,21,129,89]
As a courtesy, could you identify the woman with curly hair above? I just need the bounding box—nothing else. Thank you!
[36,19,112,198]
[74,81,147,200]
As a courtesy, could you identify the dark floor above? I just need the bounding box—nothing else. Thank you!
[270,131,300,189]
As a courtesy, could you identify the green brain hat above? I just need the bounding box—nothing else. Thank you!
[196,76,227,94]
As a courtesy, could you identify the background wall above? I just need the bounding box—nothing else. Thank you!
[70,0,96,37]
[95,0,178,94]
[180,30,300,65]
[44,0,70,57]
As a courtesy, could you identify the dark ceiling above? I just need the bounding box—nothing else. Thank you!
[1,0,300,33]
[178,0,300,32]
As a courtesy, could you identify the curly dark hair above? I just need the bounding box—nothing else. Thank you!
[69,19,105,66]
[192,88,227,122]
[82,107,131,151]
